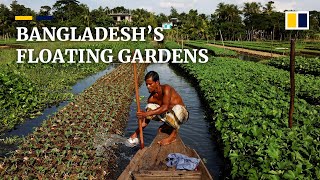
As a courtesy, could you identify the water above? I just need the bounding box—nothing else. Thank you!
[238,53,264,62]
[94,134,130,156]
[116,63,224,179]
[70,64,117,94]
[95,133,136,149]
[0,65,116,156]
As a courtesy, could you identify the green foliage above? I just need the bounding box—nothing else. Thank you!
[0,68,39,131]
[1,136,23,145]
[214,3,245,41]
[132,9,157,27]
[173,56,320,179]
[268,56,320,76]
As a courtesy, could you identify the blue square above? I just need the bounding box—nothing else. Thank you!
[298,13,307,28]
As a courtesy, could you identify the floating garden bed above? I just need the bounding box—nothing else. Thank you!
[0,63,147,178]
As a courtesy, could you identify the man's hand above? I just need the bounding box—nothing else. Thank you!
[136,111,148,119]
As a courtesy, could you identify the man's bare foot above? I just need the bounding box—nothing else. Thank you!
[157,137,177,145]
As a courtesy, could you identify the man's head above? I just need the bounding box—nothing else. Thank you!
[145,71,160,93]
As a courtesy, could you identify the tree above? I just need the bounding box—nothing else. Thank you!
[132,8,157,27]
[10,0,35,37]
[243,2,262,40]
[55,0,80,6]
[169,7,179,19]
[39,6,51,16]
[263,1,275,15]
[156,13,168,27]
[80,4,90,27]
[214,3,244,40]
[307,11,320,39]
[110,6,128,13]
[52,0,80,24]
[90,6,114,27]
[0,4,10,37]
[310,10,320,32]
[243,2,261,16]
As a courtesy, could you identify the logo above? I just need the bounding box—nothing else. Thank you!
[15,16,53,21]
[285,11,309,30]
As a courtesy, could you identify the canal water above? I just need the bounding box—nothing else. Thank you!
[115,63,224,179]
[238,53,264,62]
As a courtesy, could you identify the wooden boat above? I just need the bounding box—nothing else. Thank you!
[118,131,213,180]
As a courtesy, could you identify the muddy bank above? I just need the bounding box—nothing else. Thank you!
[0,44,25,49]
[207,44,284,58]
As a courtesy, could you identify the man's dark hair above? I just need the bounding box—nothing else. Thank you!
[145,71,159,82]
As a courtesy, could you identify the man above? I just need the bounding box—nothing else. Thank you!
[127,71,189,146]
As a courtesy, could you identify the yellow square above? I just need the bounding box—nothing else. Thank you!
[287,13,297,28]
[15,16,33,20]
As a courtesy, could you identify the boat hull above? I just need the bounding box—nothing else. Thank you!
[118,132,213,180]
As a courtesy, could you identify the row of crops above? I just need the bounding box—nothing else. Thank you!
[184,41,238,57]
[0,63,147,178]
[210,40,289,54]
[175,41,320,106]
[210,40,320,56]
[0,41,153,133]
[268,56,320,76]
[181,59,320,179]
[166,41,320,179]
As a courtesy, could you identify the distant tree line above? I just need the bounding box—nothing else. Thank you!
[0,0,319,41]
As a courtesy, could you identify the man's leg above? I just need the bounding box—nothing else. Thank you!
[158,123,172,133]
[157,106,183,145]
[130,118,150,139]
[158,127,177,145]
[131,103,159,139]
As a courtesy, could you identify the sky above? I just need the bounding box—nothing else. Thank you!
[0,0,319,15]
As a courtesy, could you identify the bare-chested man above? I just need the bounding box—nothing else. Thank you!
[127,71,189,146]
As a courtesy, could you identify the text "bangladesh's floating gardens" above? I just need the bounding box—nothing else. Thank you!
[15,26,208,64]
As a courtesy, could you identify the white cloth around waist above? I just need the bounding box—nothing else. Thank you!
[145,103,189,128]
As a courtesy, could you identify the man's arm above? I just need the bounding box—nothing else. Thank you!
[148,86,170,116]
[137,86,171,119]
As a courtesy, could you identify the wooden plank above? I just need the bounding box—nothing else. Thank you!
[134,176,200,180]
[139,131,194,171]
[133,170,202,180]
